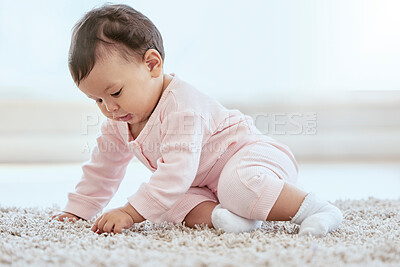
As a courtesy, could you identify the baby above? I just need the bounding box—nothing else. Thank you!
[52,3,343,237]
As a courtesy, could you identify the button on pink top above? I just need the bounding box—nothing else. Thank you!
[63,74,298,223]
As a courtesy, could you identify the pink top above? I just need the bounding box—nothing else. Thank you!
[63,74,298,223]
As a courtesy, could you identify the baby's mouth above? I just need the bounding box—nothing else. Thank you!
[117,114,132,122]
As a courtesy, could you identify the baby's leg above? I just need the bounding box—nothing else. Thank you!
[184,201,262,233]
[266,181,308,221]
[267,182,343,237]
[166,186,218,227]
[184,182,342,237]
[214,140,343,236]
[208,181,308,234]
[183,201,218,228]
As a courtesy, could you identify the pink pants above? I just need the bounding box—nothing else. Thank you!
[162,141,299,224]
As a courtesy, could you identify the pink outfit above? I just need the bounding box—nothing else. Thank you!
[63,74,299,224]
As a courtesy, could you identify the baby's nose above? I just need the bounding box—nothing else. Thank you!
[104,101,118,113]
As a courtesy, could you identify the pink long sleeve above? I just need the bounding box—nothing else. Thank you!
[127,111,209,223]
[63,119,134,220]
[61,73,297,224]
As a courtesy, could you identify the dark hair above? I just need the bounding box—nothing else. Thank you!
[68,3,165,85]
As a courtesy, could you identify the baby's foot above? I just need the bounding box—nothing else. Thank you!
[290,192,343,237]
[211,204,262,233]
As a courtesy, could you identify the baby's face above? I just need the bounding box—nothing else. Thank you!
[77,50,163,125]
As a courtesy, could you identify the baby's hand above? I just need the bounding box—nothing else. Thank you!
[51,212,81,222]
[91,207,134,235]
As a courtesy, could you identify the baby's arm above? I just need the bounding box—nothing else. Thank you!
[52,119,134,223]
[122,202,146,222]
[126,111,207,224]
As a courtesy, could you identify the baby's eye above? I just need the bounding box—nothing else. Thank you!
[111,89,122,97]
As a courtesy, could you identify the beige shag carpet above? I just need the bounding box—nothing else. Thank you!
[1,197,399,267]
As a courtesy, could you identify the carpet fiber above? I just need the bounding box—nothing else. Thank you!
[1,197,399,266]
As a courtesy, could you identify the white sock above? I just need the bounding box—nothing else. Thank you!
[290,192,343,237]
[211,204,262,233]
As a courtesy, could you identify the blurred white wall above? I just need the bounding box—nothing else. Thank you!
[0,0,399,163]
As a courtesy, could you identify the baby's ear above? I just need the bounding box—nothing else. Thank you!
[144,49,163,76]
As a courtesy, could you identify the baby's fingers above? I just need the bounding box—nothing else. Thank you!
[103,221,115,234]
[91,222,98,233]
[52,215,68,222]
[66,216,77,222]
[51,214,64,221]
[97,216,107,233]
[113,223,123,234]
[91,216,102,233]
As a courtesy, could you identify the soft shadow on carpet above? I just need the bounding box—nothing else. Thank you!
[1,197,399,267]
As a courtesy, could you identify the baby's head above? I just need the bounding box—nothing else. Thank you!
[69,3,167,123]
